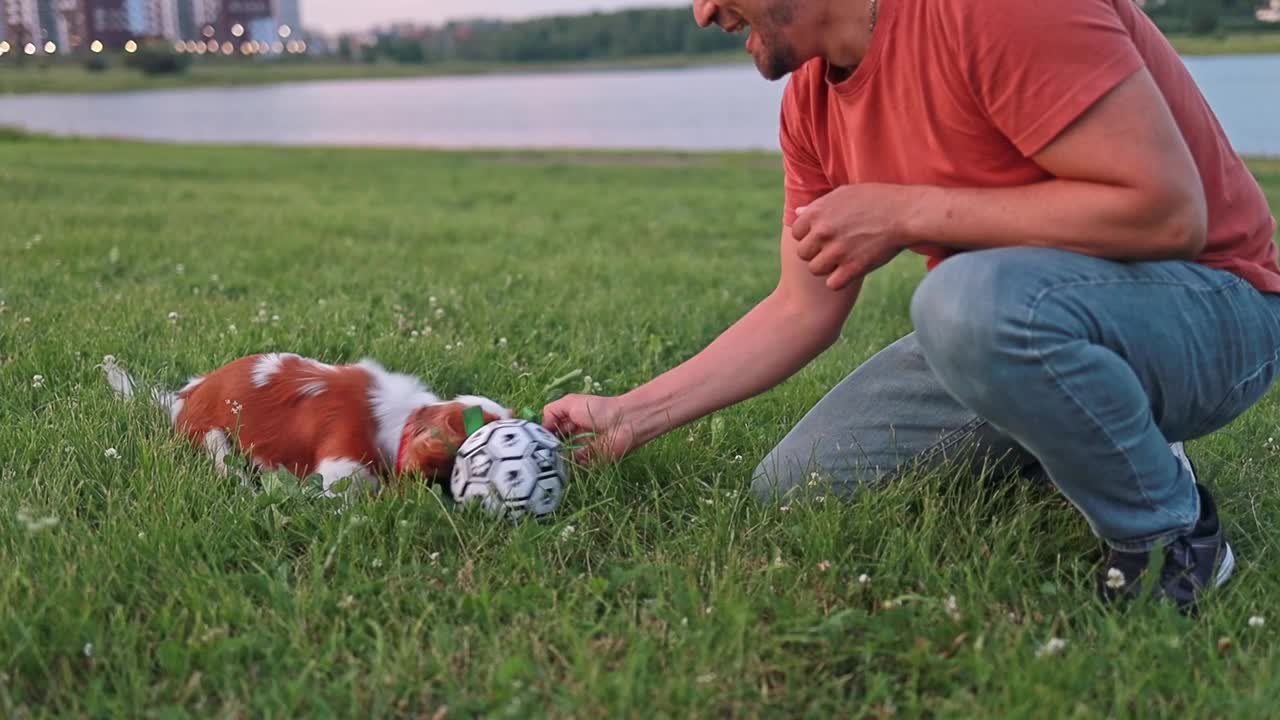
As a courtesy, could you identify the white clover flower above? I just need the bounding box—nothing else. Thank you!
[271,315,280,322]
[434,308,445,318]
[1106,567,1126,589]
[560,525,576,540]
[104,448,120,459]
[31,374,44,388]
[780,505,791,513]
[16,508,58,532]
[858,573,871,586]
[83,643,93,657]
[498,337,508,346]
[429,551,441,562]
[1036,637,1067,657]
[429,296,438,305]
[175,263,185,274]
[1249,615,1266,628]
[167,311,180,322]
[227,324,237,333]
[372,558,383,568]
[815,496,827,504]
[817,561,832,572]
[337,594,357,610]
[945,595,961,620]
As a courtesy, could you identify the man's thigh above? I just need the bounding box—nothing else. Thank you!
[751,332,1039,502]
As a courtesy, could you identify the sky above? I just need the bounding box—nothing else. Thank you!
[303,0,691,35]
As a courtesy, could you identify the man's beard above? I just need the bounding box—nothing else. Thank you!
[751,30,802,81]
[751,0,801,81]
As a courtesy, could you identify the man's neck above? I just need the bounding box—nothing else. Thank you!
[821,0,878,78]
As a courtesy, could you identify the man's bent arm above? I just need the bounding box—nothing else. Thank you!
[899,68,1208,260]
[619,228,860,447]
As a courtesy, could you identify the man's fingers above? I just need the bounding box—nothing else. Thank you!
[808,244,844,276]
[826,263,861,290]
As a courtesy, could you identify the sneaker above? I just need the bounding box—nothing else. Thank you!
[1098,475,1235,613]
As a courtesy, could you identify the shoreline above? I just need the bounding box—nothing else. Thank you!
[2,32,1279,96]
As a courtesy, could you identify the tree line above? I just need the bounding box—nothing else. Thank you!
[340,2,1277,66]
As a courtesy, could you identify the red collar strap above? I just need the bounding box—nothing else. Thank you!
[393,420,416,475]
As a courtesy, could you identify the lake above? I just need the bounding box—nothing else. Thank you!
[0,55,1277,155]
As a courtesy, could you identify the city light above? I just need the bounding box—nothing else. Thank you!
[202,25,215,39]
[196,41,207,54]
[221,42,233,55]
[272,41,284,54]
[44,42,56,54]
[174,42,185,53]
[0,41,9,54]
[90,40,103,53]
[298,41,307,53]
[231,23,245,38]
[124,40,138,53]
[23,43,36,56]
[278,25,292,39]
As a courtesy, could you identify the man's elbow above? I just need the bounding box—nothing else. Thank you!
[1166,194,1208,259]
[1144,181,1208,259]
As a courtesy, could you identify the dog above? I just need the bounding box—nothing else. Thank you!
[100,353,509,496]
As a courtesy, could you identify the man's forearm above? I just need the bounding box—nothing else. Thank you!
[619,287,858,447]
[901,178,1207,260]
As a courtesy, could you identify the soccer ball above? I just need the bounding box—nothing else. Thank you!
[450,419,567,519]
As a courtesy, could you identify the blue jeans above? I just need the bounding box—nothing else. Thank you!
[753,247,1280,551]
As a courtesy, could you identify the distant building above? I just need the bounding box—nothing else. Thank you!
[3,0,40,50]
[175,0,217,40]
[147,0,178,39]
[1259,0,1280,23]
[56,0,88,50]
[274,0,297,35]
[217,0,266,38]
[84,0,146,48]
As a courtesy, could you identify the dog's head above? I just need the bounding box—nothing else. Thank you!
[394,398,510,481]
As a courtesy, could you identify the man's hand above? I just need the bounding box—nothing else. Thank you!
[790,184,914,290]
[542,394,636,465]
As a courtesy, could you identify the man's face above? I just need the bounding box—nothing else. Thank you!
[693,0,805,81]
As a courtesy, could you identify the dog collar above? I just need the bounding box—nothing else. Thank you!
[392,420,416,475]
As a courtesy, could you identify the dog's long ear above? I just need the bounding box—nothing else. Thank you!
[395,403,503,480]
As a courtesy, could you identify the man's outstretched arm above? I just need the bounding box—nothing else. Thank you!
[542,227,860,463]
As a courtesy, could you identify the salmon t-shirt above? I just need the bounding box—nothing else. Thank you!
[779,0,1280,294]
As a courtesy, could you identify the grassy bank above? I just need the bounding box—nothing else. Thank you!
[0,52,744,96]
[1,30,1278,96]
[1,136,1279,716]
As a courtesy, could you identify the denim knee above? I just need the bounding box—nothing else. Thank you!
[910,251,1010,389]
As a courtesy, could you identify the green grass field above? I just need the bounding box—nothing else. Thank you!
[1,29,1278,96]
[1,135,1279,717]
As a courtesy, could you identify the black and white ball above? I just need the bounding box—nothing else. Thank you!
[450,419,567,519]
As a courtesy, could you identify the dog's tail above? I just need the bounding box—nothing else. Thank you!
[99,355,180,423]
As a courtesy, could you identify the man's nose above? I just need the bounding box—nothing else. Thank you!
[693,0,720,28]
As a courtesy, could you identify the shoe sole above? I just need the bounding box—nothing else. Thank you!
[1215,542,1235,588]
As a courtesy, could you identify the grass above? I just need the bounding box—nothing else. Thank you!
[1,29,1278,96]
[1,135,1278,717]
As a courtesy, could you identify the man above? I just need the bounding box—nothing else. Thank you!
[542,0,1280,611]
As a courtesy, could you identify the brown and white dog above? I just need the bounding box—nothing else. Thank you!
[101,353,509,496]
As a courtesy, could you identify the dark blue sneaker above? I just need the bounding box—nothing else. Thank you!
[1099,472,1234,613]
